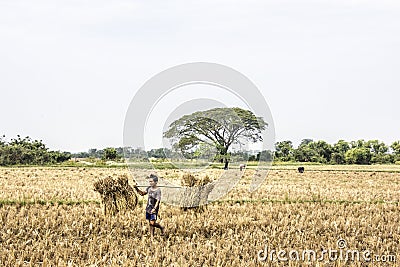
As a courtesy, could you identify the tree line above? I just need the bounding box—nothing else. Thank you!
[74,138,400,165]
[275,139,400,164]
[0,135,71,166]
[71,147,273,162]
[1,135,399,166]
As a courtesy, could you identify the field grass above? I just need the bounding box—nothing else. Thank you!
[0,166,399,266]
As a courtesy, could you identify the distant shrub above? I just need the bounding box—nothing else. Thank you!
[0,135,70,166]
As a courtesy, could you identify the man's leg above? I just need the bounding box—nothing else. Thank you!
[149,220,155,236]
[150,220,164,235]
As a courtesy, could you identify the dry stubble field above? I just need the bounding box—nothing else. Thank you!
[0,166,399,266]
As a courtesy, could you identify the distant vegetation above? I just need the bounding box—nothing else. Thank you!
[71,147,273,163]
[74,139,400,165]
[274,139,400,165]
[0,135,71,166]
[1,135,399,166]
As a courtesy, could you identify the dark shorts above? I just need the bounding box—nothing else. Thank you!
[146,212,157,221]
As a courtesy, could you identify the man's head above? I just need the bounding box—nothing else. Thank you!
[148,174,158,184]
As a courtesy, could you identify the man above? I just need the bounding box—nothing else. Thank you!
[134,174,165,236]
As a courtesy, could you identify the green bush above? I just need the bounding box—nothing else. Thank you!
[0,135,70,166]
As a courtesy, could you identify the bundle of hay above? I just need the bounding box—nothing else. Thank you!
[94,174,138,215]
[180,173,214,209]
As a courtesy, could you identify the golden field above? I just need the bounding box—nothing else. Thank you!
[0,166,399,266]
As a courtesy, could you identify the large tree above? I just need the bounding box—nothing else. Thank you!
[331,140,350,164]
[102,147,118,160]
[274,141,294,161]
[163,107,267,169]
[391,141,400,162]
[345,147,372,164]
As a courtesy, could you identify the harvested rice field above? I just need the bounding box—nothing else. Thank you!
[0,166,399,266]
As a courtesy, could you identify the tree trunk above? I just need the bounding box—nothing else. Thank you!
[224,158,229,170]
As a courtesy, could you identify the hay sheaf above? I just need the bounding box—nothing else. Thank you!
[94,174,138,215]
[180,173,214,210]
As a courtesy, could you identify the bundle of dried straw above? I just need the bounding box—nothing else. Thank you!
[93,174,138,215]
[180,173,214,210]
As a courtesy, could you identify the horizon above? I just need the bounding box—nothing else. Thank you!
[2,134,397,154]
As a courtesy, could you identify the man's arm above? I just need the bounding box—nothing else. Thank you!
[134,185,147,196]
[151,190,161,213]
[151,199,160,214]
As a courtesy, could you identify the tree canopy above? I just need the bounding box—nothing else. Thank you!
[163,107,267,169]
[0,135,71,166]
[274,139,399,164]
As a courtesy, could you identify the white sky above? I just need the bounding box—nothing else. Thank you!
[1,0,399,152]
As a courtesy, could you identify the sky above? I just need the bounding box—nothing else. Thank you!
[1,0,399,153]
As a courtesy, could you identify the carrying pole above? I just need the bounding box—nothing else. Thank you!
[135,185,182,188]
